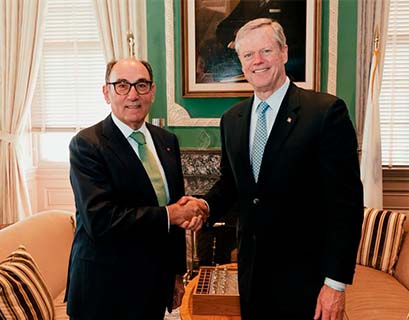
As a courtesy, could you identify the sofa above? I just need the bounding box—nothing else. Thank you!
[1,208,409,320]
[345,208,409,320]
[0,210,75,319]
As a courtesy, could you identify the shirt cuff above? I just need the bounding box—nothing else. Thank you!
[324,277,346,292]
[165,206,170,232]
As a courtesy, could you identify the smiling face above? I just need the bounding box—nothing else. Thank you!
[103,58,156,130]
[237,25,288,100]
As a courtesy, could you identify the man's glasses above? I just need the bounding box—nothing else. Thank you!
[107,80,153,95]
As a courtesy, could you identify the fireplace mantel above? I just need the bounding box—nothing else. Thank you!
[181,149,221,196]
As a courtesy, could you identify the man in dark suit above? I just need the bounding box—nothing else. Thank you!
[65,57,207,320]
[203,18,363,320]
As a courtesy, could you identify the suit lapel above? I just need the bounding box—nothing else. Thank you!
[101,115,138,172]
[101,115,159,203]
[267,84,299,150]
[234,97,257,187]
[259,83,300,181]
[237,99,253,171]
[147,123,179,202]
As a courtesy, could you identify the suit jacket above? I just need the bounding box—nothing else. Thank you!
[65,115,186,320]
[204,83,363,319]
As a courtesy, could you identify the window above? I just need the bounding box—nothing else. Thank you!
[32,0,108,162]
[379,0,409,167]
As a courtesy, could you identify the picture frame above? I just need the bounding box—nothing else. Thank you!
[181,0,321,98]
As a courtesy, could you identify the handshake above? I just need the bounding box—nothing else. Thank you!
[167,196,209,232]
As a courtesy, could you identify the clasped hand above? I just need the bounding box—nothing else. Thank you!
[167,196,209,232]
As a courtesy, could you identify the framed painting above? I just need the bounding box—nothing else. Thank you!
[181,0,321,98]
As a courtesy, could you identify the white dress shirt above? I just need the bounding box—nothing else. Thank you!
[249,77,290,163]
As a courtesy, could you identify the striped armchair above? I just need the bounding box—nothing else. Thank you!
[345,207,409,319]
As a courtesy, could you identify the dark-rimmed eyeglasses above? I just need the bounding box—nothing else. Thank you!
[106,80,153,95]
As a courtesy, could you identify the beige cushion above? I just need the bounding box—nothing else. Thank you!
[0,245,54,320]
[346,265,409,319]
[53,289,69,320]
[395,233,409,289]
[356,207,407,274]
[0,210,75,299]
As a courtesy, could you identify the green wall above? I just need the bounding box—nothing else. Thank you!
[147,0,357,148]
[336,0,357,122]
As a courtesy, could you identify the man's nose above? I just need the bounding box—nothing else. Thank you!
[127,85,140,98]
[253,51,264,63]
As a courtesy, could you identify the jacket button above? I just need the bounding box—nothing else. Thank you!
[253,198,260,205]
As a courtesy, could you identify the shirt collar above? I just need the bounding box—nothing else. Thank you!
[253,76,290,111]
[111,113,147,138]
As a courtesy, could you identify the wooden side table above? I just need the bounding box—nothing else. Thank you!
[180,264,241,320]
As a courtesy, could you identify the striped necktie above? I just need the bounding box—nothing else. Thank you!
[251,101,270,182]
[130,131,167,206]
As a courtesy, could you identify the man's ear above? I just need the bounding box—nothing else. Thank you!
[102,85,110,104]
[282,44,289,64]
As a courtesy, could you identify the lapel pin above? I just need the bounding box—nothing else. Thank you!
[286,117,293,123]
[166,147,171,152]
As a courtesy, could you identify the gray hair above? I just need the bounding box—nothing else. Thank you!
[234,18,287,53]
[105,58,153,83]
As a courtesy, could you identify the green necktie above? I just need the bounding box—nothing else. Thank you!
[130,131,167,206]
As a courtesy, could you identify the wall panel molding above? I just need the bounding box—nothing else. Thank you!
[35,165,75,212]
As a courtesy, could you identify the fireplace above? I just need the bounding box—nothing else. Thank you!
[181,149,221,196]
[181,149,237,278]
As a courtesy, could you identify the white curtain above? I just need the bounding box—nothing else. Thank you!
[356,1,390,209]
[0,0,47,223]
[92,0,147,62]
[356,1,389,152]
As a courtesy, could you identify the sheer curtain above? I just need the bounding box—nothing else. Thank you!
[355,0,390,150]
[0,0,47,223]
[92,0,147,62]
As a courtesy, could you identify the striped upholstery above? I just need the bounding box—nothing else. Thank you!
[0,245,54,319]
[356,207,407,274]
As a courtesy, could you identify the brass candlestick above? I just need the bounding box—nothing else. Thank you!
[127,31,135,57]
